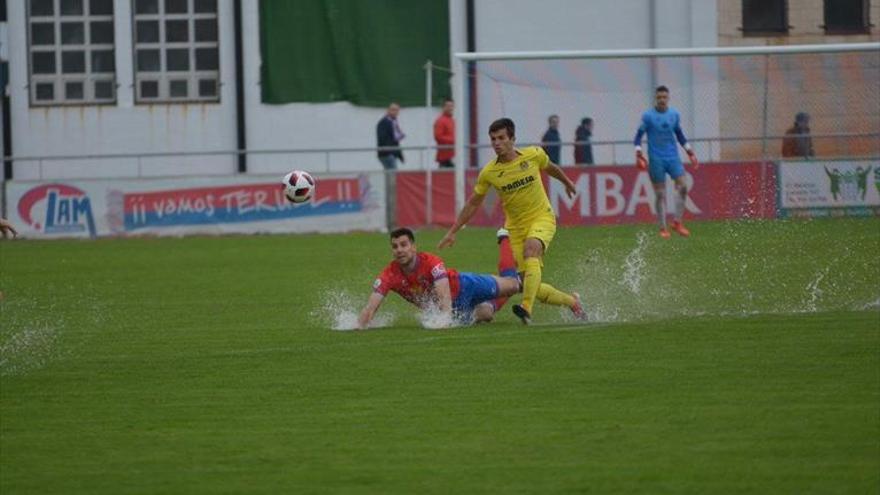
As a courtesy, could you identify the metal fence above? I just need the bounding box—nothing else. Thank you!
[4,132,878,181]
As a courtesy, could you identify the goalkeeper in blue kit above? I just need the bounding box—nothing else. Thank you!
[633,85,700,238]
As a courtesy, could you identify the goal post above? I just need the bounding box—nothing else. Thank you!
[452,42,880,212]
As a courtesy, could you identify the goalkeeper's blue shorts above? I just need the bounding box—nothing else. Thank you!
[649,156,685,183]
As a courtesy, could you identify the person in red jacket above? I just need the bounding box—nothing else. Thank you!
[434,99,455,168]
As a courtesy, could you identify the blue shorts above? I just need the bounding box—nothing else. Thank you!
[649,157,685,183]
[453,272,500,321]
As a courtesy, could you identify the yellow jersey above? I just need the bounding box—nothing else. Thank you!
[474,146,555,228]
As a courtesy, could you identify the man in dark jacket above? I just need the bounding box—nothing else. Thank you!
[574,117,594,165]
[377,103,405,169]
[541,114,561,165]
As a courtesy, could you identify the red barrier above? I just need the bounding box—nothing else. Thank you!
[396,163,776,227]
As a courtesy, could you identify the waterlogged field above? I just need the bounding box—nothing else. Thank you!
[1,218,878,494]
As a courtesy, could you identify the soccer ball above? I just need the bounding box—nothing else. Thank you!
[282,170,315,203]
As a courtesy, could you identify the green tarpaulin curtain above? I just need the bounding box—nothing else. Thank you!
[259,0,450,107]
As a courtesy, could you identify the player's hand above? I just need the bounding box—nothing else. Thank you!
[437,232,456,250]
[564,181,577,199]
[635,150,648,171]
[0,218,18,239]
[686,149,700,170]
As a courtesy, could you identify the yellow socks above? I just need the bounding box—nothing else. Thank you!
[521,259,575,315]
[521,257,542,313]
[536,283,575,308]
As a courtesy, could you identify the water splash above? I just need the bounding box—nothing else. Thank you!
[418,303,456,330]
[567,222,879,325]
[621,231,649,295]
[802,267,829,313]
[860,298,880,310]
[309,289,395,331]
[0,325,61,377]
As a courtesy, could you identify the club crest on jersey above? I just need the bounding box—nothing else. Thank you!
[431,264,447,278]
[17,183,97,238]
[520,162,529,171]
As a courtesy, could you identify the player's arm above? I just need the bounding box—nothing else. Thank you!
[431,277,454,328]
[433,277,453,313]
[545,163,577,199]
[358,292,385,330]
[634,116,648,170]
[438,192,486,249]
[675,119,699,170]
[0,218,18,239]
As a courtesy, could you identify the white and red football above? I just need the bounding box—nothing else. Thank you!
[282,170,315,204]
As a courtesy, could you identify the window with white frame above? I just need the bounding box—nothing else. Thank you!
[132,0,219,103]
[27,0,117,105]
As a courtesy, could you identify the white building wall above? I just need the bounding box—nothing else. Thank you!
[6,0,718,180]
[7,0,238,180]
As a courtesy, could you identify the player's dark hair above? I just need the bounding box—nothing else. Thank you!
[489,118,516,138]
[656,85,670,93]
[390,227,415,242]
[582,117,593,126]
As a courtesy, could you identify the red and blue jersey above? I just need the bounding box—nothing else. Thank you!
[373,252,461,308]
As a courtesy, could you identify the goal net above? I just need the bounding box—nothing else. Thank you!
[451,43,880,207]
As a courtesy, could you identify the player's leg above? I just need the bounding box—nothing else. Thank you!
[653,182,670,238]
[649,159,670,238]
[535,283,588,320]
[470,272,521,323]
[492,274,521,297]
[496,228,518,278]
[513,218,556,324]
[669,163,691,237]
[492,228,519,311]
[512,245,542,324]
[472,302,496,322]
[460,272,515,324]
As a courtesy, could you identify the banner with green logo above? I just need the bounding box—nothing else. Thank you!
[779,160,880,218]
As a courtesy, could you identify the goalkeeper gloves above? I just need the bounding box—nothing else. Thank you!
[635,150,648,171]
[686,149,700,170]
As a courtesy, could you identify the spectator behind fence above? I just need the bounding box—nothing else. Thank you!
[782,112,815,159]
[434,99,455,168]
[541,114,561,165]
[377,102,405,169]
[574,117,594,165]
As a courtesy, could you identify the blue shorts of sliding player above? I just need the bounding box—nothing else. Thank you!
[452,272,500,321]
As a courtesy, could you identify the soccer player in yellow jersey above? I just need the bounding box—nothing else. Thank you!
[438,118,586,324]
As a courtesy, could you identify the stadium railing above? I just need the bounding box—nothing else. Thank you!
[3,132,878,180]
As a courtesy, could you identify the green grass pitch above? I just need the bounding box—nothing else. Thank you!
[1,219,878,494]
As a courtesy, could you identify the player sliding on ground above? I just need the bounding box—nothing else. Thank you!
[634,85,700,239]
[438,118,586,325]
[358,227,521,329]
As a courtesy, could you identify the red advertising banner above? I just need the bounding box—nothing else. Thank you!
[396,163,776,227]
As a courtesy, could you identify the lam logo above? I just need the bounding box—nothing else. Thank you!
[18,184,97,237]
